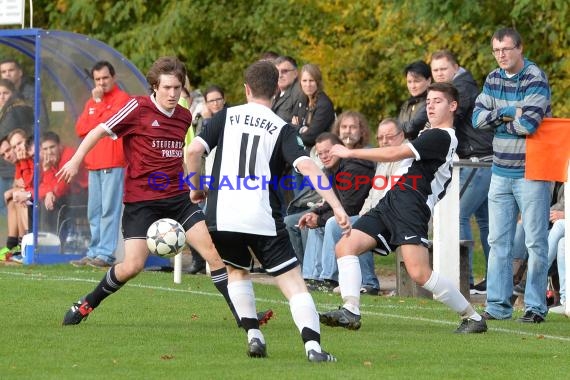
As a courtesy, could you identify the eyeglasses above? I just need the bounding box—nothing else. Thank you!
[206,98,224,104]
[279,68,296,75]
[377,132,402,142]
[492,46,518,56]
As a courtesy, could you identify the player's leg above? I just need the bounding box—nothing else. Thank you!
[319,229,376,330]
[62,200,153,326]
[272,266,336,362]
[258,231,335,362]
[62,238,148,325]
[400,244,487,333]
[225,265,267,357]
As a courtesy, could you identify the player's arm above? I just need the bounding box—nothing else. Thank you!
[57,124,108,183]
[330,143,414,163]
[296,158,351,235]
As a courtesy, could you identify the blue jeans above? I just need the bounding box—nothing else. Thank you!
[485,175,550,318]
[284,210,309,264]
[459,167,491,284]
[87,168,124,264]
[0,176,12,216]
[548,220,565,304]
[318,215,379,288]
[302,227,324,280]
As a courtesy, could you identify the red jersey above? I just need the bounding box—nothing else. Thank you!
[14,157,34,192]
[101,95,192,203]
[39,146,88,200]
[75,85,130,170]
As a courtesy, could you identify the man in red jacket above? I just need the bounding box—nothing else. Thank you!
[70,61,130,268]
[38,131,88,235]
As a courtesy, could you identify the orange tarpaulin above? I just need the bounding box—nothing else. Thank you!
[525,118,570,182]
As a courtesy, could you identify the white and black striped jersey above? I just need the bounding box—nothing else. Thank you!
[195,103,310,236]
[393,127,457,213]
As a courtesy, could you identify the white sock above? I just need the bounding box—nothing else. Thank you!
[338,255,361,315]
[228,280,266,342]
[289,292,321,354]
[422,271,477,319]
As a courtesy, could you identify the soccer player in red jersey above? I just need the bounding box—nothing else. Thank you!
[58,57,233,326]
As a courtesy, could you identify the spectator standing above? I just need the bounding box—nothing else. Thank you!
[70,61,130,268]
[272,56,304,124]
[0,58,48,128]
[292,63,335,150]
[430,50,493,294]
[398,61,431,140]
[0,59,34,104]
[473,27,552,323]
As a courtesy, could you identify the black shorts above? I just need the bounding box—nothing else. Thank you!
[210,229,299,277]
[354,189,431,254]
[122,193,205,239]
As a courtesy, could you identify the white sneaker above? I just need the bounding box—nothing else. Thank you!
[332,286,341,294]
[549,304,567,315]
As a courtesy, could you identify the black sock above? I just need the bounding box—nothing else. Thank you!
[6,236,18,249]
[210,267,241,326]
[85,266,125,308]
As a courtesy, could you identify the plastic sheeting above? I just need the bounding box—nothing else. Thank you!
[0,29,147,261]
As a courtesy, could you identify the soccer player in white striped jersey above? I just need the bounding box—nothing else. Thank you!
[186,60,351,361]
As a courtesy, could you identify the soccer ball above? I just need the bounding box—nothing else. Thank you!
[146,218,186,257]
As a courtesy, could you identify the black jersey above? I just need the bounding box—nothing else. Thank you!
[392,127,458,213]
[195,103,310,235]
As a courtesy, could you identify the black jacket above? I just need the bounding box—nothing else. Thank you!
[313,158,375,226]
[272,79,305,124]
[293,91,335,148]
[399,92,428,140]
[453,69,493,158]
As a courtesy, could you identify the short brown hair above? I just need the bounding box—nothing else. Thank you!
[244,60,279,100]
[146,57,187,93]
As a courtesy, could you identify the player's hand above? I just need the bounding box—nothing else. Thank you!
[190,189,208,203]
[329,144,351,159]
[56,159,80,183]
[332,207,351,237]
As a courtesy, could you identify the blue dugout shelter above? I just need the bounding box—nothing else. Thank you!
[0,29,148,264]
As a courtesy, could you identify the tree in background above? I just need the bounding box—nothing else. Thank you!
[25,0,569,127]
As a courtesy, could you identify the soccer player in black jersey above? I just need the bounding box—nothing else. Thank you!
[320,82,488,334]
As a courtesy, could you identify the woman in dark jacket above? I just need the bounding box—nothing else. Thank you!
[292,64,335,149]
[398,61,431,140]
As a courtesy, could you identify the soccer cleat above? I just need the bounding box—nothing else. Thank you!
[257,309,273,326]
[319,307,361,330]
[455,317,488,333]
[307,349,337,362]
[247,338,267,358]
[517,310,545,324]
[62,299,93,325]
